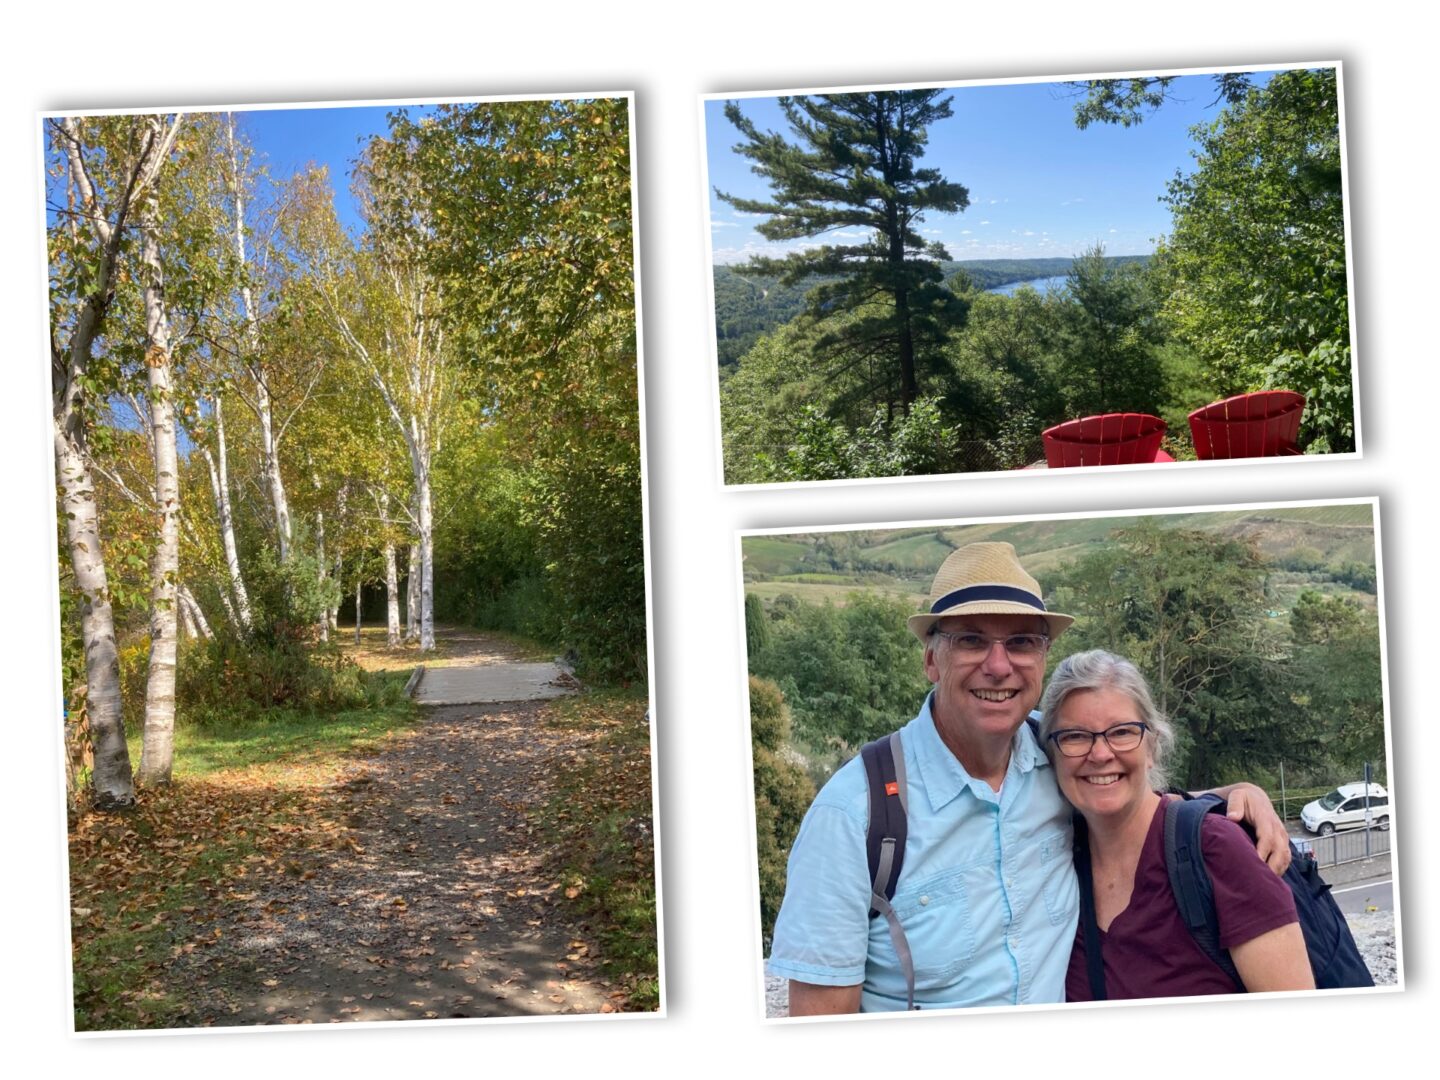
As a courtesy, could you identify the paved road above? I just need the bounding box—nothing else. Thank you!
[413,661,577,706]
[1330,877,1394,915]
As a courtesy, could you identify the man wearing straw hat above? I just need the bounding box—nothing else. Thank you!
[767,542,1288,1014]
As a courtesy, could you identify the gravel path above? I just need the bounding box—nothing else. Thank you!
[167,701,626,1025]
[763,910,1398,1017]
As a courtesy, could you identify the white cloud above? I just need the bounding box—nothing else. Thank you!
[1022,230,1035,236]
[710,219,739,230]
[960,229,972,235]
[979,220,990,226]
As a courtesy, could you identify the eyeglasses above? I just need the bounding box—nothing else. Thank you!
[1046,722,1150,758]
[930,630,1050,660]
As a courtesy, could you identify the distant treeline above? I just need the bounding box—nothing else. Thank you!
[713,256,1150,369]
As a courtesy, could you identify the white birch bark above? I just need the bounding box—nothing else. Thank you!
[329,485,346,631]
[227,114,294,564]
[53,430,134,807]
[381,492,401,647]
[136,163,181,788]
[355,576,363,645]
[178,585,212,640]
[48,114,181,808]
[406,541,420,642]
[319,277,441,652]
[314,502,328,642]
[200,394,251,631]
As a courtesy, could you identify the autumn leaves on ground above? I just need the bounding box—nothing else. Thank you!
[68,629,657,1030]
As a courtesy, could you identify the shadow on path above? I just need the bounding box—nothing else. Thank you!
[169,697,625,1025]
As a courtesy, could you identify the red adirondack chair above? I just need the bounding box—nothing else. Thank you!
[1041,412,1174,468]
[1187,390,1305,460]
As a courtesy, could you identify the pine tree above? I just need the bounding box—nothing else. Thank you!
[717,92,968,412]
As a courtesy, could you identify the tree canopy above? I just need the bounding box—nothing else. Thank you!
[717,92,968,412]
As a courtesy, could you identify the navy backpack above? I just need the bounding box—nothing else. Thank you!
[1076,793,1375,997]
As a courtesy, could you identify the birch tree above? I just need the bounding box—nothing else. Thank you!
[302,139,452,652]
[195,394,252,631]
[47,113,182,809]
[135,120,184,786]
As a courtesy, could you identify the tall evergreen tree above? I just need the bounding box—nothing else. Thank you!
[717,92,968,412]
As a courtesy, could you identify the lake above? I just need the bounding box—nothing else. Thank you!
[986,274,1069,297]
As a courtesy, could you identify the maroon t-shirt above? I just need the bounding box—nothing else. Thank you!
[1065,798,1299,1000]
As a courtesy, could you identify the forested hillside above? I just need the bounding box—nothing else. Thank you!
[714,255,1149,369]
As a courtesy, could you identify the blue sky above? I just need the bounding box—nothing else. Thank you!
[237,103,434,235]
[705,71,1280,265]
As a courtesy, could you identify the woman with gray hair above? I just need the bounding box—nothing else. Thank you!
[1039,649,1314,999]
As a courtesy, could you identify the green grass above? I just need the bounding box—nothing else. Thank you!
[128,674,417,780]
[72,679,419,1030]
[741,536,818,576]
[746,581,926,609]
[536,687,658,1010]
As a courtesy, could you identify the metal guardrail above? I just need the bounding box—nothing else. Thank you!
[1292,825,1391,868]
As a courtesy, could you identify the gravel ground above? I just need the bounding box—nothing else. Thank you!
[763,910,1397,1018]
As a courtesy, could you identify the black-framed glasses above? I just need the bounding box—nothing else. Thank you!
[931,630,1050,660]
[1046,721,1150,758]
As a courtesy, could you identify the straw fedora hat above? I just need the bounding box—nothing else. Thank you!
[907,542,1074,642]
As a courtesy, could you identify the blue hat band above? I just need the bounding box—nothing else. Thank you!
[931,584,1046,614]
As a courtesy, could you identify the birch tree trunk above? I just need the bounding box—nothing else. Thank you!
[200,395,251,631]
[329,485,346,631]
[178,592,199,640]
[228,115,294,564]
[178,585,212,640]
[413,447,435,652]
[53,430,134,808]
[406,541,420,642]
[315,505,328,642]
[136,175,181,788]
[382,494,401,647]
[355,576,363,644]
[47,114,181,809]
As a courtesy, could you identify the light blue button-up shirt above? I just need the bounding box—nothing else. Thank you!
[767,693,1079,1010]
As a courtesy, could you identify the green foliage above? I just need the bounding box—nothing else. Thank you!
[1156,67,1350,450]
[749,677,816,946]
[1068,74,1253,129]
[753,396,961,483]
[1049,523,1312,788]
[712,268,814,368]
[942,288,1064,441]
[400,100,645,684]
[744,592,771,660]
[750,590,930,752]
[1262,339,1354,453]
[1052,245,1165,417]
[1288,592,1385,773]
[718,92,968,411]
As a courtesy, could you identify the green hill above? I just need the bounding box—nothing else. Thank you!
[742,504,1377,609]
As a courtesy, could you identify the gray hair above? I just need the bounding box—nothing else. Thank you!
[1038,649,1177,791]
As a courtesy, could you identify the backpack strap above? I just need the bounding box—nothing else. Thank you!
[860,731,916,1009]
[1163,795,1244,991]
[858,714,1043,1011]
[1071,811,1108,1000]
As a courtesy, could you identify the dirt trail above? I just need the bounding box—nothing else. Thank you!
[168,697,626,1025]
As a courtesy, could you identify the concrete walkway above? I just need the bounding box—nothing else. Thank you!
[412,660,577,706]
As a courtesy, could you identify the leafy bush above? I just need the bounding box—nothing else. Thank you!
[750,677,815,947]
[750,590,930,753]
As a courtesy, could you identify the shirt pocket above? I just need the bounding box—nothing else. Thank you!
[1039,829,1078,926]
[890,868,975,987]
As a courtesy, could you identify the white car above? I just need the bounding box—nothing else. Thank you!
[1300,782,1390,836]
